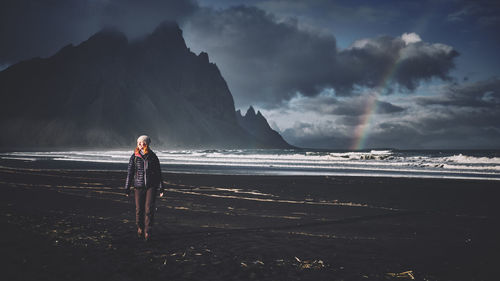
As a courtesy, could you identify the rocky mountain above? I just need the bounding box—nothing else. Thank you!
[0,21,292,149]
[236,107,292,149]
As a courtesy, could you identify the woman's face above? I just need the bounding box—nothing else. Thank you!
[137,140,147,150]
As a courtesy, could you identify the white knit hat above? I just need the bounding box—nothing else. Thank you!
[137,135,151,145]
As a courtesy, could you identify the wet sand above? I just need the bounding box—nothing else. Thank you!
[1,163,499,280]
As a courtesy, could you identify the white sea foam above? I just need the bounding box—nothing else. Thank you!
[445,154,500,164]
[1,149,499,180]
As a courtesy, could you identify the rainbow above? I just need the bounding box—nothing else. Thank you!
[350,59,403,151]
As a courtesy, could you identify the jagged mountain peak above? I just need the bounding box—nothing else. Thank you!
[0,22,292,149]
[243,106,266,121]
[198,52,209,63]
[246,106,256,116]
[153,20,182,34]
[149,20,187,50]
[237,105,292,149]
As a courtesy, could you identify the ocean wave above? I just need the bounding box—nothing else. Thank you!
[445,154,500,164]
[1,149,499,180]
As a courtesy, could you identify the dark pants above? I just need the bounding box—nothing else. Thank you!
[134,187,157,234]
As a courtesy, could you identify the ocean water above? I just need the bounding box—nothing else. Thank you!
[1,149,499,181]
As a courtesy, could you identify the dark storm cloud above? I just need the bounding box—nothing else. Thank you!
[280,77,500,149]
[405,77,500,147]
[0,0,93,65]
[288,95,405,116]
[375,81,500,148]
[183,5,339,107]
[417,77,500,108]
[335,34,459,93]
[369,107,500,149]
[99,0,197,38]
[254,0,410,24]
[447,0,500,28]
[184,5,459,108]
[2,2,460,108]
[0,0,197,65]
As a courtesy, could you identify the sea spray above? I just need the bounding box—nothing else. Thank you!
[1,149,499,181]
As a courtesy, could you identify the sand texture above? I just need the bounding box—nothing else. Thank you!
[1,165,499,280]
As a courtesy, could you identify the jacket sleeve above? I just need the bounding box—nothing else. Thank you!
[125,154,135,191]
[156,154,164,193]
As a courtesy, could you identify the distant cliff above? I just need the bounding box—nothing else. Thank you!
[0,21,291,149]
[236,107,292,149]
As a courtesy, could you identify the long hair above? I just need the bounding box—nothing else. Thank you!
[135,145,149,155]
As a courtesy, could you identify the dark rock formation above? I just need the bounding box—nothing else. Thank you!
[0,21,291,149]
[236,106,293,149]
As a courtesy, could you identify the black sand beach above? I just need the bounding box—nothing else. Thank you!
[1,163,499,280]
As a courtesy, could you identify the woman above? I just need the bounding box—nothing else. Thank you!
[125,135,164,241]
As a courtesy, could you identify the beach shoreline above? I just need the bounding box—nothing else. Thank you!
[1,163,499,280]
[2,148,499,181]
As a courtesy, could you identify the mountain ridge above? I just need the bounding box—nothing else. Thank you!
[0,21,292,149]
[236,107,292,149]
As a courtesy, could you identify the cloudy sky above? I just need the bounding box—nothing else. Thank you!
[1,0,499,149]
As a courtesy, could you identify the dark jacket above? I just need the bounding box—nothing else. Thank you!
[125,149,163,193]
